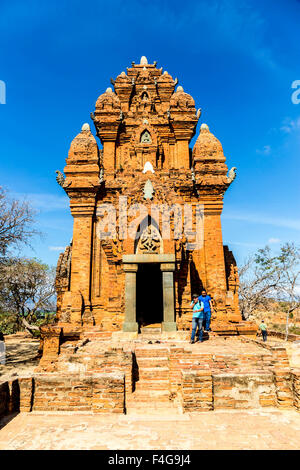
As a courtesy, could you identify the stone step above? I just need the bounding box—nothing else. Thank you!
[138,367,169,380]
[140,327,162,334]
[136,356,169,367]
[135,348,169,358]
[126,394,178,411]
[126,401,177,409]
[128,389,171,400]
[127,396,171,404]
[135,379,170,391]
[138,336,164,341]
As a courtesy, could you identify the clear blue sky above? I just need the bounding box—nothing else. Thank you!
[0,0,299,267]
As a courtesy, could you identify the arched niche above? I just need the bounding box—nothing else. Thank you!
[141,91,149,101]
[140,129,152,144]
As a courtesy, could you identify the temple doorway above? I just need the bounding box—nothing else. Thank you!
[136,263,163,329]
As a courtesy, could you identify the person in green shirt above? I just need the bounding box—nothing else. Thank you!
[259,320,267,342]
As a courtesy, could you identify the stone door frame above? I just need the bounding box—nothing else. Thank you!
[122,254,177,332]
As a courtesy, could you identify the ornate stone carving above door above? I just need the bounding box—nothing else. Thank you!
[137,225,162,254]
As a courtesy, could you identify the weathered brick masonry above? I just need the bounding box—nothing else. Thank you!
[4,57,298,416]
[50,55,257,338]
[1,338,300,415]
[32,373,124,413]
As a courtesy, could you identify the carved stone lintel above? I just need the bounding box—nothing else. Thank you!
[138,225,161,253]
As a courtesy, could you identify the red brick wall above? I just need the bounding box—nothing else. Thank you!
[32,373,125,413]
[292,371,300,411]
[180,370,213,411]
[213,373,276,409]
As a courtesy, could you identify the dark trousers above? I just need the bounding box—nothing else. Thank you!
[262,330,267,342]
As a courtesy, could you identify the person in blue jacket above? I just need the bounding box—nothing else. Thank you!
[198,289,213,332]
[190,294,205,344]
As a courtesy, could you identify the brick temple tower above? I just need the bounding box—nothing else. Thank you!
[54,56,252,336]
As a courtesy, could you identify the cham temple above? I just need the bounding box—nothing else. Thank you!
[54,55,246,335]
[1,57,299,415]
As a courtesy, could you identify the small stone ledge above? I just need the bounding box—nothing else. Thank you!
[268,330,300,342]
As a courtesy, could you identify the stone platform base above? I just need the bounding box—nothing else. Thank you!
[1,409,300,450]
[39,320,257,355]
[1,336,299,417]
[111,330,190,342]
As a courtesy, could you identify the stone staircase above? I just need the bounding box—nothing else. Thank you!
[126,345,181,415]
[139,324,162,340]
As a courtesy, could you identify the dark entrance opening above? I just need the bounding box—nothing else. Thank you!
[136,263,163,329]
